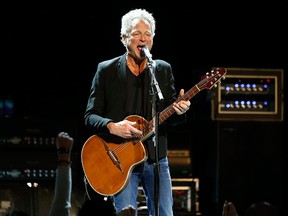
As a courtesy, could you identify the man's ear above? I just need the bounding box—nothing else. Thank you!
[121,35,127,46]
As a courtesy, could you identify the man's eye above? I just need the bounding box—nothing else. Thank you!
[131,32,151,38]
[132,32,140,36]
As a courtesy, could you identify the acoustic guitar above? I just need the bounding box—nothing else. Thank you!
[81,67,227,196]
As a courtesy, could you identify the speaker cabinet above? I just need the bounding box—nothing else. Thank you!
[216,121,283,215]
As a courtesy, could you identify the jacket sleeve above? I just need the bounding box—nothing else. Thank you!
[84,62,114,134]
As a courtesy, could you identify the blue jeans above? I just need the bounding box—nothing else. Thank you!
[112,157,173,216]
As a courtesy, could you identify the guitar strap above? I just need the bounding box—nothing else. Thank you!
[83,175,92,200]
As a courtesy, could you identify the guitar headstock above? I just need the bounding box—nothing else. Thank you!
[198,67,227,90]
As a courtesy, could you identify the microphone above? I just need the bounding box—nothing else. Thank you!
[141,45,153,62]
[141,45,163,100]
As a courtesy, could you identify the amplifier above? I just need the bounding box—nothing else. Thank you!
[0,168,56,181]
[0,147,59,182]
[0,150,57,182]
[172,178,200,214]
[172,186,193,212]
[211,67,284,121]
[168,150,192,178]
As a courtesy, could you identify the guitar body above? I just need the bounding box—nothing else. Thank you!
[81,115,148,196]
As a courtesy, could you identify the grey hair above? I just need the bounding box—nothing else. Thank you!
[120,8,156,38]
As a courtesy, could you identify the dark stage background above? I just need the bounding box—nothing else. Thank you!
[1,3,287,216]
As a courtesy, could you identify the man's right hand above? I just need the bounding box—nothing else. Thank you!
[107,120,143,139]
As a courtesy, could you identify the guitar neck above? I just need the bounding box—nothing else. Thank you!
[159,85,200,124]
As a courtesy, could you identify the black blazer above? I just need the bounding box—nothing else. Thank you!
[84,53,184,161]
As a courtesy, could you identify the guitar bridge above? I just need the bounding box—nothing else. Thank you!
[107,149,124,174]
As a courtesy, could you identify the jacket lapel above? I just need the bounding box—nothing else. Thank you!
[117,54,128,110]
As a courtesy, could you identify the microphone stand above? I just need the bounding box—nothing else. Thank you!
[147,58,163,216]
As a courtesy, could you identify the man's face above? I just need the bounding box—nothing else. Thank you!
[125,18,153,61]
